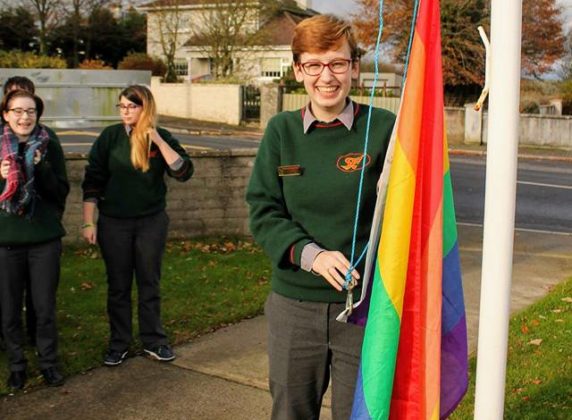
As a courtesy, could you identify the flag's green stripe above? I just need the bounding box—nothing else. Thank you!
[443,170,458,255]
[361,262,401,418]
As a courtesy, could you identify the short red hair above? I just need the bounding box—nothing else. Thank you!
[291,14,359,63]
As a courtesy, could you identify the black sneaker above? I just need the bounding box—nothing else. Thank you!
[144,345,175,362]
[7,370,26,390]
[41,367,64,387]
[103,349,128,366]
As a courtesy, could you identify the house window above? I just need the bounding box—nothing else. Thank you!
[174,59,189,77]
[261,58,282,78]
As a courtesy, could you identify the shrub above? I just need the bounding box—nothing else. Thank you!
[0,50,66,68]
[520,100,540,114]
[118,52,166,76]
[561,79,572,115]
[78,59,112,70]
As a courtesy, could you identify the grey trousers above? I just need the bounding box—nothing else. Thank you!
[98,211,170,352]
[265,292,364,420]
[0,239,61,372]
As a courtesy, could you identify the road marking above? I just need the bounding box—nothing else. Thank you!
[457,222,572,236]
[61,143,215,151]
[518,180,572,190]
[56,130,100,136]
[184,145,213,151]
[459,246,572,260]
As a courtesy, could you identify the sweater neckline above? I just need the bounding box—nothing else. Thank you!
[300,102,361,130]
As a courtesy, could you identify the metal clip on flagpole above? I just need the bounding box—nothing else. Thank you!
[474,26,490,111]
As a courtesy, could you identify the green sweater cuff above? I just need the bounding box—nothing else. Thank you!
[291,238,313,266]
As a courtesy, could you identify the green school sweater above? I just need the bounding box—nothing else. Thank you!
[246,104,396,302]
[82,124,193,218]
[0,128,69,245]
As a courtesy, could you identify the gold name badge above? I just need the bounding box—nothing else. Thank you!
[277,165,304,177]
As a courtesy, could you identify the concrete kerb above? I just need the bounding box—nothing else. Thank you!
[163,125,263,140]
[449,147,572,163]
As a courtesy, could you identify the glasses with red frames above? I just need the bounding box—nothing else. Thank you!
[299,59,353,76]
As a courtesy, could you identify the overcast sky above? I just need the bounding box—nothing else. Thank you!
[311,0,572,31]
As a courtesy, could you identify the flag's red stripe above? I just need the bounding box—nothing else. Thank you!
[389,0,445,418]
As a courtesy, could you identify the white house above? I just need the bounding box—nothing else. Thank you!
[139,0,317,83]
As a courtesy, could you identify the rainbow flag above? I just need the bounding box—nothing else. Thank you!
[347,0,468,418]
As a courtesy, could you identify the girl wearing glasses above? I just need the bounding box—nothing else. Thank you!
[82,85,193,367]
[0,89,69,390]
[246,15,396,419]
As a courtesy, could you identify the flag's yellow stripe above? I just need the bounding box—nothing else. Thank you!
[378,140,416,317]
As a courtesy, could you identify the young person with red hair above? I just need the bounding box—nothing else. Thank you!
[82,85,193,367]
[247,14,396,419]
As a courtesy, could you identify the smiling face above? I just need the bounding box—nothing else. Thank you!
[293,39,359,122]
[118,96,143,127]
[2,96,38,141]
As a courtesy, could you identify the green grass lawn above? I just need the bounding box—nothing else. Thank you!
[0,238,271,394]
[451,277,572,419]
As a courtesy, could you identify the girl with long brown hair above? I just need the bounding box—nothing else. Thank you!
[82,85,193,367]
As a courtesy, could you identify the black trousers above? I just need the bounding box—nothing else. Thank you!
[98,211,170,352]
[0,239,61,372]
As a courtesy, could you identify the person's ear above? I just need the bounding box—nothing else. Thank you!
[293,63,304,83]
[351,59,360,80]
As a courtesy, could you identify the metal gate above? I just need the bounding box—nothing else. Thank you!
[242,85,261,122]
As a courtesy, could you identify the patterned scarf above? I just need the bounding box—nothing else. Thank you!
[0,123,49,216]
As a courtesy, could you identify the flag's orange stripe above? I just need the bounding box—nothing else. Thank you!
[396,34,425,172]
[424,205,443,419]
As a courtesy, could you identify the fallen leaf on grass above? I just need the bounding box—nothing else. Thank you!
[521,323,529,334]
[528,339,543,346]
[80,282,94,290]
[561,297,572,303]
[223,241,237,252]
[555,319,564,323]
[530,319,540,326]
[531,378,542,385]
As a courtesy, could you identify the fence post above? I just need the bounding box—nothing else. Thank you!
[259,83,282,130]
[464,103,483,144]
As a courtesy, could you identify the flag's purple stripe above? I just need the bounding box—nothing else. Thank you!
[442,242,465,334]
[440,317,469,419]
[351,363,372,419]
[347,261,376,326]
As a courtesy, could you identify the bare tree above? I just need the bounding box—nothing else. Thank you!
[191,0,279,79]
[21,0,61,55]
[146,0,184,82]
[61,0,106,66]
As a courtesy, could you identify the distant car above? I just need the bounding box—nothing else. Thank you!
[191,74,213,82]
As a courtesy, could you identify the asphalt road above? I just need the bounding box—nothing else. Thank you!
[56,128,260,153]
[451,156,572,234]
[57,128,571,235]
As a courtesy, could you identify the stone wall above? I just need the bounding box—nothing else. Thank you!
[63,150,257,243]
[0,69,151,128]
[150,77,243,125]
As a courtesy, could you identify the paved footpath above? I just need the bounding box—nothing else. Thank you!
[1,224,571,419]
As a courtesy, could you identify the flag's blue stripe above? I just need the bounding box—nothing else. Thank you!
[351,364,372,419]
[442,241,465,335]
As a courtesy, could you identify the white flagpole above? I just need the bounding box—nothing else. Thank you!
[474,0,523,419]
